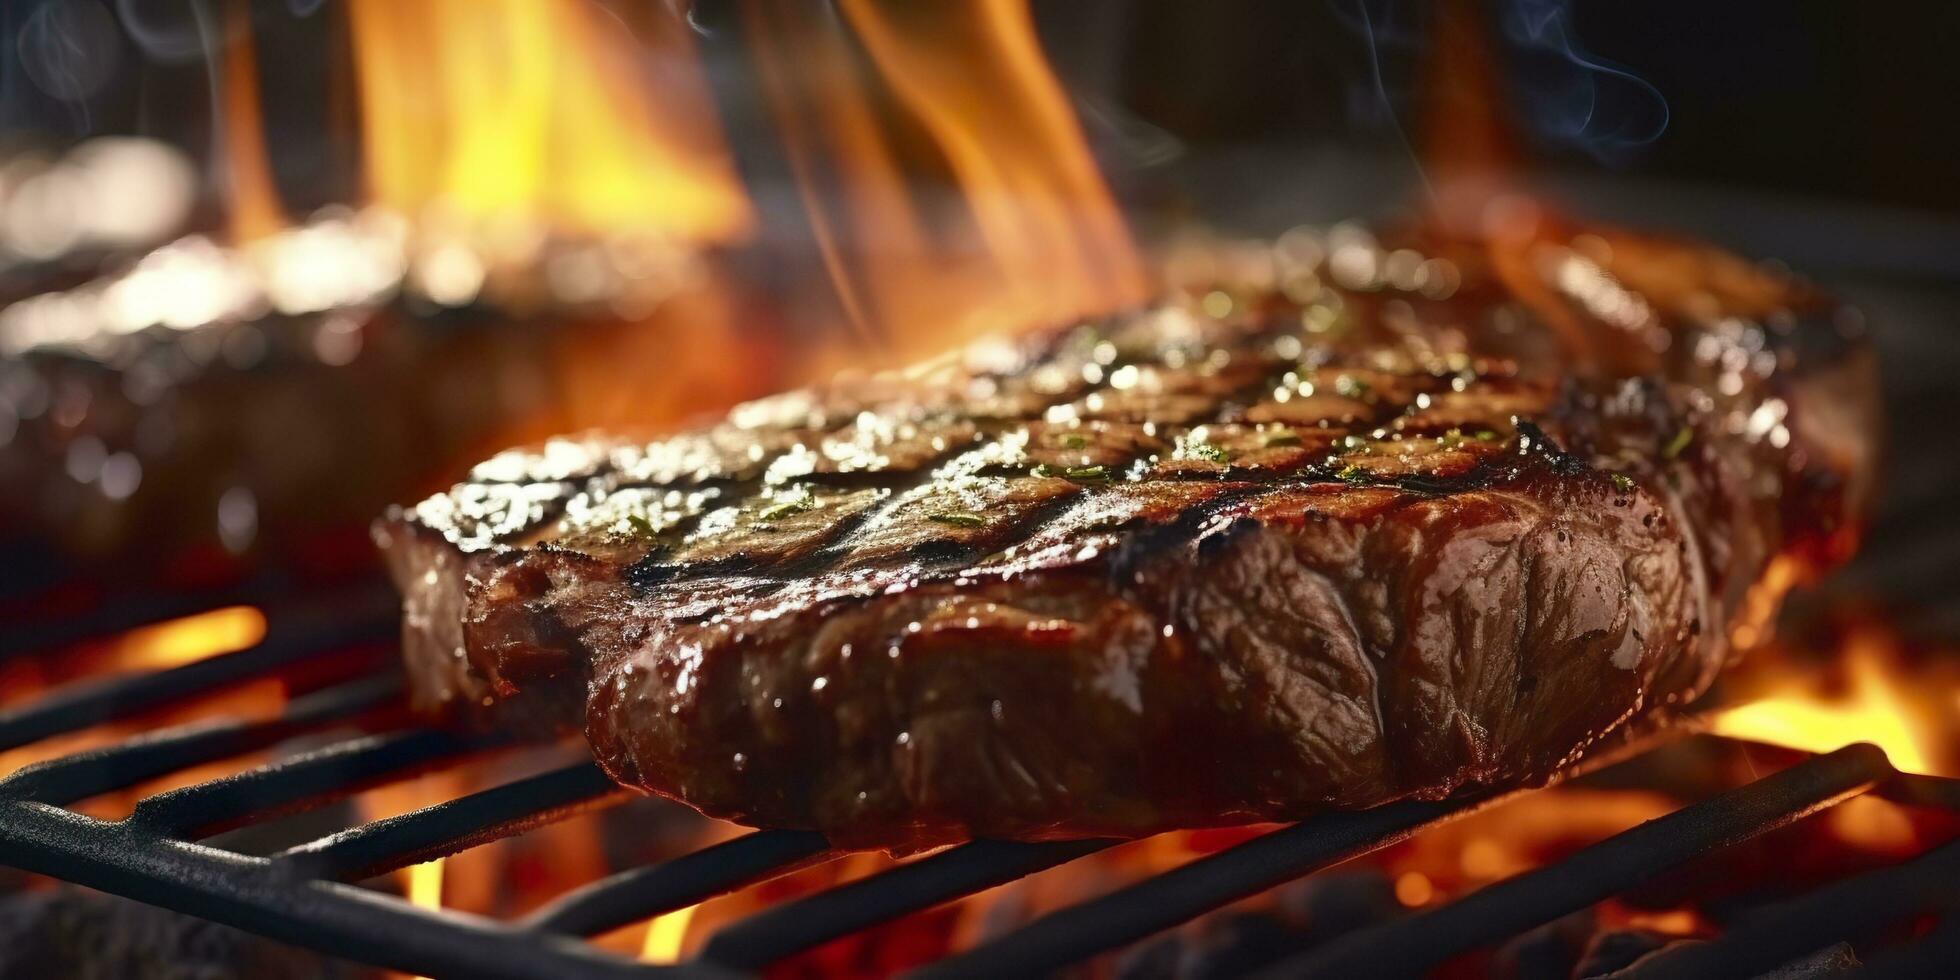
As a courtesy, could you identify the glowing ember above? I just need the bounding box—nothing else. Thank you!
[1382,788,1677,900]
[105,606,267,672]
[640,903,699,964]
[1393,871,1435,907]
[1712,635,1939,775]
[1621,909,1704,936]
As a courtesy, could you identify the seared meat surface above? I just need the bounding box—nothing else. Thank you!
[377,224,1875,850]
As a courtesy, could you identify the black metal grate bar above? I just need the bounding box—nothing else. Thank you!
[1862,916,1960,980]
[1263,743,1894,979]
[524,829,835,938]
[275,761,622,881]
[0,801,720,979]
[1613,824,1960,979]
[700,837,1115,971]
[910,795,1475,980]
[3,594,1958,979]
[0,674,399,807]
[0,608,395,751]
[0,578,291,661]
[125,728,490,838]
[1878,771,1960,812]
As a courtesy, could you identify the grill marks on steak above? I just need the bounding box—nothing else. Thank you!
[625,359,1542,608]
[378,237,1874,850]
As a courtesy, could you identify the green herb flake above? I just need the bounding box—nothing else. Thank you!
[1185,441,1231,464]
[1031,463,1057,478]
[1611,473,1636,493]
[623,514,658,537]
[1262,428,1302,447]
[1473,429,1500,442]
[757,489,816,523]
[927,512,986,528]
[1063,464,1110,481]
[1438,428,1465,449]
[1058,433,1091,449]
[1336,464,1368,483]
[1663,426,1694,460]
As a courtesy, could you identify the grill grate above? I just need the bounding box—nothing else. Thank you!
[1,596,1956,979]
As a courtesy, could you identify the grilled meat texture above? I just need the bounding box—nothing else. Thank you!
[377,227,1875,850]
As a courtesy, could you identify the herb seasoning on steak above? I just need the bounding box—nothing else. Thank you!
[376,225,1876,850]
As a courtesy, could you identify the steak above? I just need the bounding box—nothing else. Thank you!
[375,222,1877,850]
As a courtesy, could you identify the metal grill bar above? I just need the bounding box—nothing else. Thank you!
[1863,916,1960,980]
[700,837,1115,970]
[0,579,282,661]
[911,795,1474,980]
[525,830,834,938]
[0,674,398,806]
[1265,744,1893,979]
[0,802,713,979]
[1616,829,1960,979]
[3,595,1957,979]
[1879,771,1960,811]
[0,608,394,751]
[125,728,487,838]
[275,762,622,881]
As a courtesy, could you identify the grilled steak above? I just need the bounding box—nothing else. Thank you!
[376,221,1876,850]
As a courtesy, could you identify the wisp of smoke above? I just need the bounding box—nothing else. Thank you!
[1499,0,1668,162]
[1336,0,1669,166]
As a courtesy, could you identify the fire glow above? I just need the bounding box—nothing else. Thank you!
[1712,629,1950,777]
[5,2,1947,974]
[343,0,750,243]
[105,605,267,672]
[0,604,279,819]
[180,0,1149,443]
[640,903,698,964]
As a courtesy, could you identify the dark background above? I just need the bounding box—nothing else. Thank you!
[1032,0,1960,216]
[3,1,1959,216]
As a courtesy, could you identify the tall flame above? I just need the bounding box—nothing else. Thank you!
[219,1,287,241]
[749,0,1148,354]
[344,0,751,242]
[840,0,1148,323]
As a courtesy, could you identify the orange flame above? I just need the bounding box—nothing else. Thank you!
[1712,632,1942,776]
[841,0,1148,324]
[358,775,463,980]
[0,608,273,808]
[219,2,287,241]
[105,606,267,672]
[344,0,750,242]
[640,903,699,964]
[407,857,445,910]
[398,858,445,980]
[749,0,1148,355]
